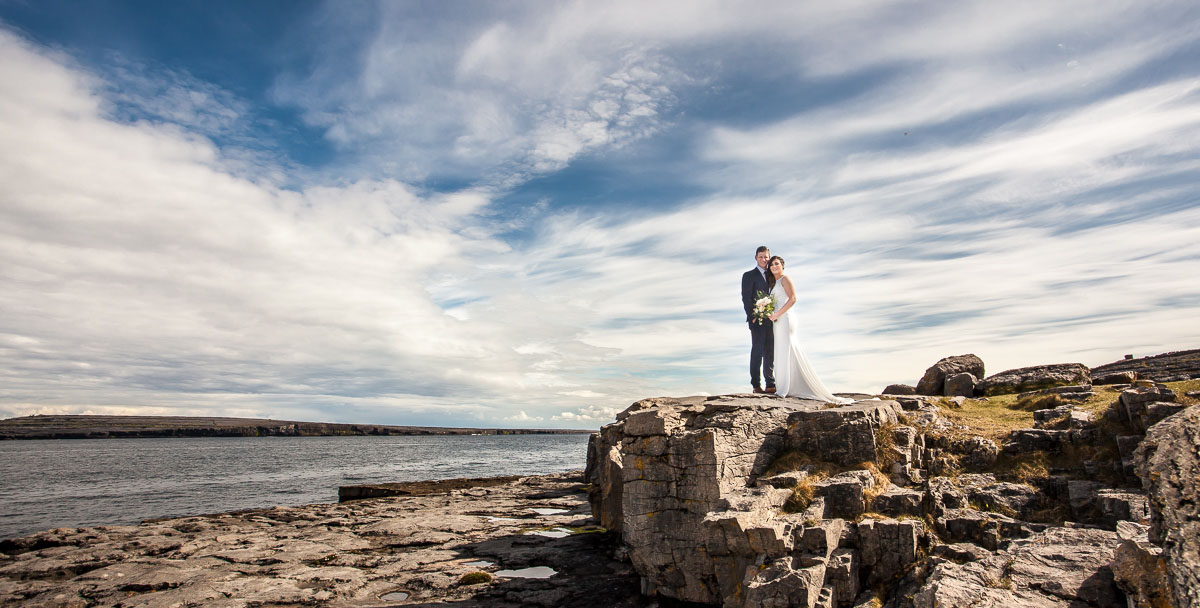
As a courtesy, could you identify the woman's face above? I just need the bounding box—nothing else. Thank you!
[769,258,784,276]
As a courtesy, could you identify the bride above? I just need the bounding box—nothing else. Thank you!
[766,256,853,404]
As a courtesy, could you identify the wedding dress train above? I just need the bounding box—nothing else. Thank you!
[770,282,853,404]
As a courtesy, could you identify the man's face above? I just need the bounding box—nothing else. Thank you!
[756,250,770,269]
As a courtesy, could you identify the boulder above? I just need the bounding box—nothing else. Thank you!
[943,372,977,398]
[1110,521,1172,608]
[916,354,985,396]
[1119,385,1177,432]
[1094,371,1137,385]
[1134,404,1200,608]
[975,363,1091,396]
[882,383,916,395]
[912,527,1124,608]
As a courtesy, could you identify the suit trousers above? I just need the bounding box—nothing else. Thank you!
[749,320,774,388]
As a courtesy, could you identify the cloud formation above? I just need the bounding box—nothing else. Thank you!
[1,1,1198,429]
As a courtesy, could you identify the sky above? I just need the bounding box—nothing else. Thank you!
[0,1,1197,429]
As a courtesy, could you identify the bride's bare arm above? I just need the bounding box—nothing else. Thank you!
[769,276,797,321]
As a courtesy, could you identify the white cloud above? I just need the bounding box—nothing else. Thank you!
[506,410,544,423]
[553,404,620,424]
[2,2,1199,429]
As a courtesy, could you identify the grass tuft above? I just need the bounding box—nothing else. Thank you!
[995,452,1050,484]
[459,571,492,585]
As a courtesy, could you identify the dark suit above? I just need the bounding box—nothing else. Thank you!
[741,267,774,389]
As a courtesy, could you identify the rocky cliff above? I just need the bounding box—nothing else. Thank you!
[586,387,1198,608]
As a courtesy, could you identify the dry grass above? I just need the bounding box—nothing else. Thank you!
[768,445,897,514]
[937,384,1132,442]
[860,461,892,504]
[765,449,842,514]
[873,423,899,473]
[1170,378,1200,404]
[995,452,1051,484]
[783,477,821,513]
[458,572,492,585]
[764,449,842,478]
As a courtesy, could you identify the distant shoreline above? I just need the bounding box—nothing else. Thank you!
[0,414,593,440]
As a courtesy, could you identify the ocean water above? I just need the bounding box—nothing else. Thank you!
[0,433,593,540]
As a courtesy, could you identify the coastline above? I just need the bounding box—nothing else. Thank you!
[0,471,653,608]
[0,415,592,440]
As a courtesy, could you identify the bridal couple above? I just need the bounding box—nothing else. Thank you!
[741,246,851,404]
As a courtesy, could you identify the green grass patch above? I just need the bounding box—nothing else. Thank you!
[1166,379,1200,404]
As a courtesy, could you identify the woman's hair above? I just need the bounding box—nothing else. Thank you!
[765,255,785,290]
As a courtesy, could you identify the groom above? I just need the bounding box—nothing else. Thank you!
[741,246,775,394]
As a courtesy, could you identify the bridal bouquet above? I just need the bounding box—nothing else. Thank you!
[751,291,775,325]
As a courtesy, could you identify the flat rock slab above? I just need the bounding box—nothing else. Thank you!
[0,472,652,608]
[339,475,523,501]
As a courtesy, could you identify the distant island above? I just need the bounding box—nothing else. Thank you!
[0,414,592,440]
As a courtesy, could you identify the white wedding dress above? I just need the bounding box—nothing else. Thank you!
[771,281,853,404]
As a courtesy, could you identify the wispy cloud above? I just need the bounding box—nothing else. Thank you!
[0,2,1198,428]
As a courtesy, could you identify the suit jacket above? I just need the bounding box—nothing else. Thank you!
[742,267,770,323]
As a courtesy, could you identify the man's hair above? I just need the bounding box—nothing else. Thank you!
[755,245,769,255]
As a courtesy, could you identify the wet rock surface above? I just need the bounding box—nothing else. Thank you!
[0,472,658,608]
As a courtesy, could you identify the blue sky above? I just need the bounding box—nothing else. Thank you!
[0,1,1198,428]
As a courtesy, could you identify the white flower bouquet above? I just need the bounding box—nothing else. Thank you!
[751,291,775,325]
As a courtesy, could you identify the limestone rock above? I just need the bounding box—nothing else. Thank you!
[814,471,878,520]
[1134,403,1200,608]
[882,383,916,395]
[0,472,652,608]
[857,518,924,585]
[943,372,978,397]
[586,395,908,607]
[1145,402,1186,428]
[976,363,1091,396]
[916,354,985,396]
[954,436,999,469]
[871,486,924,518]
[960,475,1044,520]
[1094,371,1137,385]
[742,556,825,608]
[1110,521,1172,608]
[1033,404,1074,427]
[1091,348,1200,382]
[784,401,903,466]
[912,527,1124,608]
[1119,385,1177,432]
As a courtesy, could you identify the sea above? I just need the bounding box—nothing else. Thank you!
[0,433,593,541]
